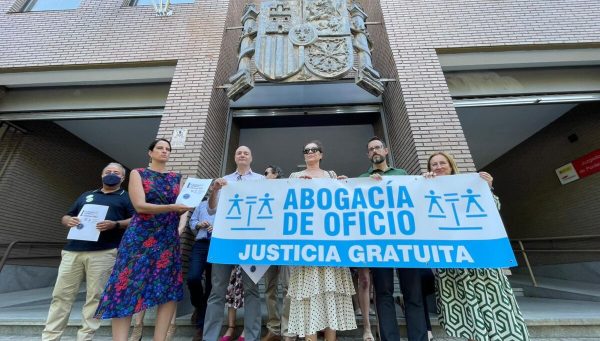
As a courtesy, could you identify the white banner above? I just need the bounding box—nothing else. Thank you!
[208,174,517,268]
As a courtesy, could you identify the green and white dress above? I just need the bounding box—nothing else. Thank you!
[436,195,529,341]
[436,268,529,341]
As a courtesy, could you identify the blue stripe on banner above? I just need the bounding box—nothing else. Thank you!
[207,238,517,268]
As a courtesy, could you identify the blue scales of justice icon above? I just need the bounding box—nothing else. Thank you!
[225,192,275,231]
[425,188,488,231]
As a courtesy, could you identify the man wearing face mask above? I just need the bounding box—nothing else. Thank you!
[42,163,135,341]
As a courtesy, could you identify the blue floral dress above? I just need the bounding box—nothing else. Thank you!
[95,168,183,319]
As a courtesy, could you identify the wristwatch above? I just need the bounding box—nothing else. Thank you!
[115,221,121,229]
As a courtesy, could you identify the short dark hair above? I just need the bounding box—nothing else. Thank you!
[148,138,171,151]
[266,165,284,179]
[367,136,386,149]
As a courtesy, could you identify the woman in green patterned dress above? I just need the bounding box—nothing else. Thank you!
[424,151,530,341]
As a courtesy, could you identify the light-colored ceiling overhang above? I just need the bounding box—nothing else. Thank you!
[0,65,173,169]
[438,48,600,71]
[440,49,600,169]
[0,65,176,88]
[56,117,162,170]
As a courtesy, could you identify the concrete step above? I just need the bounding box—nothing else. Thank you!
[510,274,600,302]
[1,282,600,340]
[1,297,600,339]
[0,286,87,309]
[0,336,599,341]
[513,286,525,296]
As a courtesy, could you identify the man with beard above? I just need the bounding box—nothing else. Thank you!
[358,137,428,341]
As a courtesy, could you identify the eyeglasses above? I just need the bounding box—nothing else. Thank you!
[303,147,321,154]
[368,145,384,153]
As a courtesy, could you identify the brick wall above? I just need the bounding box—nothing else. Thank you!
[0,0,232,268]
[0,121,114,265]
[378,0,600,172]
[0,0,230,179]
[2,0,599,172]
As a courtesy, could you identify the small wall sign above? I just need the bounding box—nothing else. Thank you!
[171,128,188,148]
[556,149,600,185]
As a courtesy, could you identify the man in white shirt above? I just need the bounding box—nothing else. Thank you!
[203,146,265,341]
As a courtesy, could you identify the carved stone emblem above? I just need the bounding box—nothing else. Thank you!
[289,23,318,46]
[306,37,351,78]
[227,0,385,100]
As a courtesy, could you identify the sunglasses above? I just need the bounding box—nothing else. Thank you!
[303,147,321,154]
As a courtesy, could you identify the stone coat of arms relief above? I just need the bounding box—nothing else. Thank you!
[227,0,384,101]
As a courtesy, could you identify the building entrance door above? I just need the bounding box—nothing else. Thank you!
[225,105,390,177]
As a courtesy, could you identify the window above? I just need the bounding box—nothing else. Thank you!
[22,0,81,12]
[131,0,194,5]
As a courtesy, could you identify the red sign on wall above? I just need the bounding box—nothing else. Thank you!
[572,149,600,179]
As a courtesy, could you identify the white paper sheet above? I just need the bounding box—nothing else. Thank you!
[67,204,109,242]
[176,178,213,208]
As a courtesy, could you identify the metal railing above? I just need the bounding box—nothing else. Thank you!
[0,241,64,274]
[511,234,600,287]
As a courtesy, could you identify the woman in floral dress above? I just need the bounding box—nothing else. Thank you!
[424,151,529,341]
[95,138,193,341]
[220,266,246,341]
[287,141,356,341]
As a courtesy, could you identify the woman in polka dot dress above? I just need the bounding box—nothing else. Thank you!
[287,141,357,341]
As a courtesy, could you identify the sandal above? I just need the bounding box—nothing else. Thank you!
[128,321,143,341]
[166,323,177,341]
[363,329,374,341]
[219,326,236,341]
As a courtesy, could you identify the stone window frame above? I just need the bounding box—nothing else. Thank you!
[15,0,81,12]
[128,0,195,6]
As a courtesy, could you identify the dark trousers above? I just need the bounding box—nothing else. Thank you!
[187,239,212,329]
[372,267,428,341]
[420,269,436,332]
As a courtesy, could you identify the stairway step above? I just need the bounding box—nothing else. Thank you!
[510,274,600,302]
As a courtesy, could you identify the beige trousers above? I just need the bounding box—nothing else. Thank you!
[42,249,117,341]
[263,265,291,336]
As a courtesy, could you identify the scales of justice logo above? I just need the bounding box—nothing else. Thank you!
[227,0,385,101]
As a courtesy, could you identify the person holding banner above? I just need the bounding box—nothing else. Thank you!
[425,151,529,341]
[204,146,264,341]
[359,136,429,341]
[287,140,357,341]
[187,194,215,341]
[42,163,134,341]
[262,165,291,341]
[95,138,194,341]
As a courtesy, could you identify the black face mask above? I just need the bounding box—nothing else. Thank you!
[102,173,122,186]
